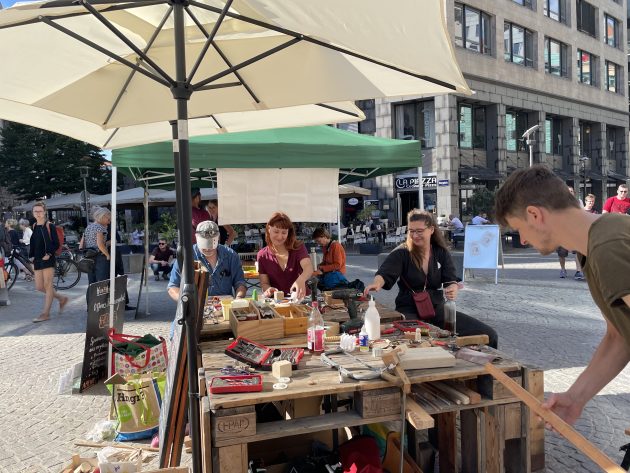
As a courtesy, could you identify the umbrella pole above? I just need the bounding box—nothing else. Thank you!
[171,3,201,472]
[108,167,118,377]
[143,185,150,317]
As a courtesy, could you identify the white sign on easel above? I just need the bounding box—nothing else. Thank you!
[462,224,503,284]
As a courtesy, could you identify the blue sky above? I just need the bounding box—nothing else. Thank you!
[1,0,33,8]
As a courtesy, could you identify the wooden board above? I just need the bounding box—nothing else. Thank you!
[522,366,545,471]
[398,347,456,371]
[437,411,457,473]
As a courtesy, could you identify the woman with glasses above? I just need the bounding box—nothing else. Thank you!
[29,201,68,322]
[364,209,498,348]
[258,212,313,300]
[149,240,175,281]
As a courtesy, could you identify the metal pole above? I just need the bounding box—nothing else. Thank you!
[107,167,117,377]
[83,176,89,226]
[417,167,424,210]
[528,140,534,167]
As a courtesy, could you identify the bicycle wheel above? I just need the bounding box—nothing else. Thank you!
[53,258,81,290]
[5,262,18,290]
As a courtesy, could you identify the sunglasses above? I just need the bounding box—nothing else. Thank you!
[159,242,166,245]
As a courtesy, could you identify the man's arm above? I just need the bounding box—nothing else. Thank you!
[543,312,630,425]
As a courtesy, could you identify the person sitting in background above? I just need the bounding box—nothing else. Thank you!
[130,227,144,245]
[364,209,498,348]
[205,199,236,246]
[150,240,175,281]
[168,221,246,300]
[447,214,464,231]
[258,212,313,300]
[312,227,347,290]
[471,212,490,225]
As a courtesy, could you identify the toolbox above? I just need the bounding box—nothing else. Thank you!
[225,337,304,370]
[209,374,263,394]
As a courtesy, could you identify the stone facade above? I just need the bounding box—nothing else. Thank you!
[359,0,629,221]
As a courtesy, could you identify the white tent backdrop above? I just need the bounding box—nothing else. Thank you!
[217,168,339,224]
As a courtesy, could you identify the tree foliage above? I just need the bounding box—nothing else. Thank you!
[0,122,113,200]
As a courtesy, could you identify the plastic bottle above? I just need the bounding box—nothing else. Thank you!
[310,247,318,269]
[359,326,369,352]
[443,299,457,335]
[307,301,325,353]
[364,297,381,341]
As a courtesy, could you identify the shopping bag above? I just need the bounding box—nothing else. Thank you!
[108,373,165,441]
[108,329,168,377]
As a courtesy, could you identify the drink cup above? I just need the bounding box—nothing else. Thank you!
[220,299,232,321]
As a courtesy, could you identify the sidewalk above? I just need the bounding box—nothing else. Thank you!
[0,252,628,472]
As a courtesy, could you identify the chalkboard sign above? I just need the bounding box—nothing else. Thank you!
[79,276,127,392]
[462,225,503,284]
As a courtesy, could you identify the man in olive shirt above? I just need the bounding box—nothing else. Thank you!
[495,165,630,426]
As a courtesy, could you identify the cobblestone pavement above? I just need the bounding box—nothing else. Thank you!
[0,248,628,472]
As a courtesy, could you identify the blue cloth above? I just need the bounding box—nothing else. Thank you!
[168,244,246,296]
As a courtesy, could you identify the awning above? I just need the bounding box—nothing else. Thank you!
[13,192,101,212]
[608,171,630,181]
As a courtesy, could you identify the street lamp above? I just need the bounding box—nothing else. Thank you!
[522,124,541,168]
[579,157,590,202]
[78,166,90,226]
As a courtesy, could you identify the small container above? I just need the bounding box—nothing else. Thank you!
[415,327,422,342]
[220,299,232,321]
[274,290,284,302]
[359,326,369,352]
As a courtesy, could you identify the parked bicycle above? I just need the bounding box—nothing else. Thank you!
[53,244,81,290]
[4,247,35,290]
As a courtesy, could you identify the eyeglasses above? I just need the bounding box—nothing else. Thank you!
[619,190,628,194]
[158,242,166,246]
[408,228,429,235]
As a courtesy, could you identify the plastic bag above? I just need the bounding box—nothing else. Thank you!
[85,419,117,442]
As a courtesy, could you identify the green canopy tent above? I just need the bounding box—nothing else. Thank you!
[112,125,421,188]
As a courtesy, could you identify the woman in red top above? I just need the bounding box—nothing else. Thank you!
[257,212,313,299]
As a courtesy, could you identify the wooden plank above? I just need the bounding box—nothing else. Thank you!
[201,397,212,473]
[486,362,625,473]
[503,403,522,440]
[484,406,505,473]
[405,397,435,430]
[447,380,482,404]
[456,334,490,347]
[461,409,482,473]
[213,444,247,473]
[436,411,457,473]
[522,366,545,472]
[211,407,256,443]
[213,411,401,448]
[355,388,401,418]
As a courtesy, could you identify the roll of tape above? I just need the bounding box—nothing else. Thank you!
[273,383,288,390]
[277,377,291,384]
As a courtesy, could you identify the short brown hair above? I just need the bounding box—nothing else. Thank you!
[312,227,330,239]
[585,194,596,201]
[495,166,580,227]
[265,212,302,250]
[32,201,46,212]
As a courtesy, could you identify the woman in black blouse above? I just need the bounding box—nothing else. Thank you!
[364,209,497,348]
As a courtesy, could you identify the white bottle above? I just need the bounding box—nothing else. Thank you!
[310,247,318,269]
[364,297,381,341]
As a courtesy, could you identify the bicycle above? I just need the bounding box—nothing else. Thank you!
[53,244,81,290]
[4,247,35,290]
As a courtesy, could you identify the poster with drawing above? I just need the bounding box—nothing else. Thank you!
[463,224,500,272]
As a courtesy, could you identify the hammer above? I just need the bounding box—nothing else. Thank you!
[381,345,412,473]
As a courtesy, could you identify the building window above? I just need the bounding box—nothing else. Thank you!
[544,37,568,77]
[577,49,597,86]
[393,101,435,148]
[544,0,567,23]
[454,3,492,55]
[506,110,530,151]
[504,22,534,67]
[607,127,617,156]
[605,61,621,93]
[576,0,597,37]
[545,117,563,155]
[579,123,593,157]
[512,0,533,8]
[458,104,486,149]
[604,14,619,48]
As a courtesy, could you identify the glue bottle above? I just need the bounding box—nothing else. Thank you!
[307,301,325,353]
[364,297,381,341]
[359,326,369,352]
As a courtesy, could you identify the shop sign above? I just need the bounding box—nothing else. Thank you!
[348,198,359,205]
[395,175,437,190]
[438,179,449,186]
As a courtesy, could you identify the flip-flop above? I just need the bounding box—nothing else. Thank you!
[32,317,50,323]
[59,297,69,313]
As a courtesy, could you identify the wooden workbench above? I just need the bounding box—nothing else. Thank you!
[198,338,544,473]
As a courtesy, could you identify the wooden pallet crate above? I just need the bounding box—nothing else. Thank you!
[274,304,310,335]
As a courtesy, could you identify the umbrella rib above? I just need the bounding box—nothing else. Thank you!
[81,0,176,87]
[315,103,363,119]
[192,37,301,90]
[103,5,173,128]
[190,1,457,91]
[40,16,172,88]
[184,5,260,104]
[196,81,241,92]
[187,0,233,83]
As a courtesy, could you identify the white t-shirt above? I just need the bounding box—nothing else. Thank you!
[21,227,32,245]
[450,217,464,230]
[471,215,489,225]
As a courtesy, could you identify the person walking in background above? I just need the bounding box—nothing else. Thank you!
[191,187,210,244]
[364,209,498,348]
[205,199,236,246]
[257,212,313,300]
[29,201,68,323]
[80,206,111,287]
[19,218,32,253]
[556,185,584,280]
[584,194,599,214]
[602,184,630,214]
[495,165,630,427]
[150,239,175,281]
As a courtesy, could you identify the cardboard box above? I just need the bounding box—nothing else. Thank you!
[229,300,284,341]
[274,304,310,335]
[354,387,401,418]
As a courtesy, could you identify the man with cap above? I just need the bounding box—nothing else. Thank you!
[168,221,247,301]
[191,187,210,244]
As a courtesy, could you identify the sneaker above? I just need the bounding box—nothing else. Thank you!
[560,269,567,278]
[574,271,584,280]
[155,275,160,281]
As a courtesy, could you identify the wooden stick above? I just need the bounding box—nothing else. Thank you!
[74,440,159,452]
[485,363,625,473]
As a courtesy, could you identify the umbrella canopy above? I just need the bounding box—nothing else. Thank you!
[113,126,421,186]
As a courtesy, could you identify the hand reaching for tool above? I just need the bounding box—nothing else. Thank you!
[541,391,584,429]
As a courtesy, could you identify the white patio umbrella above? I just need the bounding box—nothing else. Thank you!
[0,1,471,469]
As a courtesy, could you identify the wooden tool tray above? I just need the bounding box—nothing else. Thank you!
[229,301,284,341]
